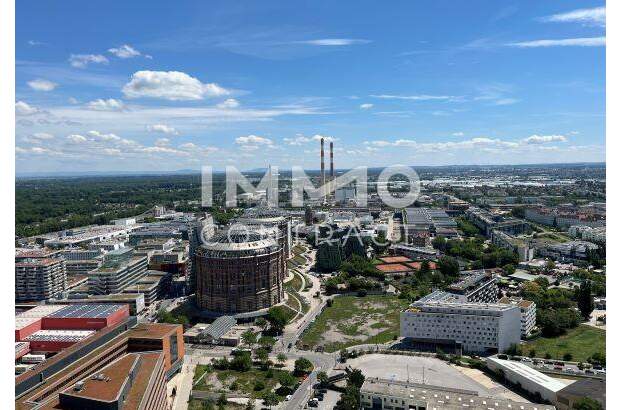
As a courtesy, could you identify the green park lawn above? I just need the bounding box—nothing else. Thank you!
[299,294,409,352]
[522,325,605,362]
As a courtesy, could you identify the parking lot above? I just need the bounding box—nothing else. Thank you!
[345,353,530,402]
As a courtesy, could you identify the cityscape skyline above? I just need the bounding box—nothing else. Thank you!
[15,1,605,173]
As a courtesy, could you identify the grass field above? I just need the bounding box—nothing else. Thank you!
[193,365,293,400]
[522,325,606,362]
[299,295,408,352]
[285,271,304,292]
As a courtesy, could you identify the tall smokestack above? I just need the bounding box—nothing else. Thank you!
[320,137,325,188]
[330,141,334,180]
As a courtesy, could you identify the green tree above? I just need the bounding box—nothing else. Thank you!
[342,234,366,260]
[335,385,360,410]
[231,352,252,372]
[563,353,573,362]
[317,371,329,386]
[316,240,343,271]
[262,392,279,408]
[276,353,287,366]
[266,306,290,334]
[437,256,459,277]
[256,347,269,365]
[294,357,313,375]
[216,393,227,410]
[245,399,256,410]
[278,371,297,390]
[576,280,595,319]
[348,368,365,388]
[573,397,603,410]
[255,317,268,331]
[259,336,277,351]
[241,329,258,350]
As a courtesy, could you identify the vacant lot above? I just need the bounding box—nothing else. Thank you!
[299,295,408,352]
[522,325,606,362]
[193,365,293,400]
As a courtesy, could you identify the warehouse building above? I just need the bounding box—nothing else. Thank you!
[486,357,570,404]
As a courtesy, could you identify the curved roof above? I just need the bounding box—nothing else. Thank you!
[201,227,279,255]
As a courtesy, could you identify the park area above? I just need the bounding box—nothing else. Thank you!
[522,325,606,362]
[298,294,409,352]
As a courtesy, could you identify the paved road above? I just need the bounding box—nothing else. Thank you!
[284,350,337,410]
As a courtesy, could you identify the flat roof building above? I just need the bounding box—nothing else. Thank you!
[486,357,570,404]
[88,248,148,295]
[360,378,555,410]
[15,321,184,408]
[16,257,67,302]
[401,301,521,355]
[447,270,499,303]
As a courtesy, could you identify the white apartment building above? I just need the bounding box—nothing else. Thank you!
[498,296,537,337]
[400,301,521,355]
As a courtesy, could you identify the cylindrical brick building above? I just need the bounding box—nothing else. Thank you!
[195,228,285,314]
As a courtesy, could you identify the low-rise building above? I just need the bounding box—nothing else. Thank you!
[182,316,252,346]
[555,378,605,410]
[359,378,555,410]
[537,241,599,263]
[486,357,570,404]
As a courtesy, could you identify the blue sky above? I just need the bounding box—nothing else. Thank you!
[15,1,605,173]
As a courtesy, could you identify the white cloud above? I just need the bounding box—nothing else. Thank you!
[360,103,374,110]
[28,40,43,46]
[494,98,519,106]
[122,70,230,101]
[452,132,464,137]
[33,132,54,140]
[155,138,170,146]
[147,124,179,135]
[69,54,109,68]
[522,134,567,144]
[179,142,198,150]
[541,7,605,27]
[15,101,42,116]
[284,134,337,145]
[68,97,79,104]
[108,44,142,58]
[217,98,240,109]
[67,134,88,143]
[509,37,605,48]
[86,98,126,111]
[235,135,273,145]
[27,78,58,91]
[371,94,459,101]
[103,148,122,156]
[295,38,371,46]
[364,134,570,154]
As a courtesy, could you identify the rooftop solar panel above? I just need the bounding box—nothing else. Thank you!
[46,304,125,319]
